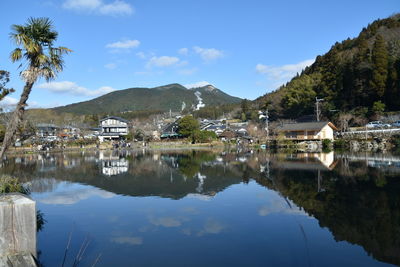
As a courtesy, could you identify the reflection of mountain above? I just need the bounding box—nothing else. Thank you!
[2,151,243,200]
[257,157,400,266]
[4,150,400,266]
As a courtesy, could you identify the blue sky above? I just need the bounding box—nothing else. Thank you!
[0,0,398,108]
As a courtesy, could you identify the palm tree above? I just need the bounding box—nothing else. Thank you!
[0,17,71,159]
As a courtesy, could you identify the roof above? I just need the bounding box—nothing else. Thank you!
[277,121,338,131]
[162,119,180,134]
[100,116,129,123]
[36,123,59,128]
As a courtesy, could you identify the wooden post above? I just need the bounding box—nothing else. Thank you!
[0,193,37,259]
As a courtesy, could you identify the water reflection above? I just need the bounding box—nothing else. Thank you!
[99,151,129,176]
[2,150,400,266]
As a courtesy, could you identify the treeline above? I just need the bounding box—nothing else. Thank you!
[258,14,400,120]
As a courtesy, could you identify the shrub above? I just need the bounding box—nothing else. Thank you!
[322,139,332,149]
[392,135,400,148]
[333,138,346,148]
[193,130,217,143]
[0,175,29,194]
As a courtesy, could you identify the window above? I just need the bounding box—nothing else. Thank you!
[285,131,297,138]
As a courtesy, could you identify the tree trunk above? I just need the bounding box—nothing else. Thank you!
[0,80,34,160]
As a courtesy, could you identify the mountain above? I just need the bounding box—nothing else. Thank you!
[255,14,400,120]
[52,83,242,115]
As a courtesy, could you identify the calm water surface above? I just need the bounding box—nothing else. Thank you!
[2,149,400,266]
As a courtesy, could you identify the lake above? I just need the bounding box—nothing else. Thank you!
[1,149,399,266]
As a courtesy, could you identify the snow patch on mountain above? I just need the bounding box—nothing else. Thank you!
[194,91,205,110]
[184,81,211,89]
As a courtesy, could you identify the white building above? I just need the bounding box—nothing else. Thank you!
[98,116,129,142]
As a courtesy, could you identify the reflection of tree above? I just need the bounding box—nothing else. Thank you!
[256,159,400,266]
[177,151,216,178]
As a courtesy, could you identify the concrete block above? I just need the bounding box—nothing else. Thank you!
[0,193,36,258]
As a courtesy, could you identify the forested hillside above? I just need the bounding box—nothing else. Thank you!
[53,83,241,115]
[256,14,400,120]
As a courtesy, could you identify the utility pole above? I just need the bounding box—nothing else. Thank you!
[315,97,324,121]
[265,109,269,144]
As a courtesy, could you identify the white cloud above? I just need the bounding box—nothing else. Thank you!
[104,63,117,69]
[178,48,189,55]
[63,0,101,10]
[0,96,44,110]
[193,46,224,62]
[99,0,133,15]
[37,81,116,97]
[106,39,140,50]
[146,56,180,68]
[255,59,314,82]
[184,81,211,89]
[0,96,18,108]
[136,52,146,59]
[62,0,133,16]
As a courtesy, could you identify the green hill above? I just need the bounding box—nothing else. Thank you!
[256,14,400,120]
[52,83,242,115]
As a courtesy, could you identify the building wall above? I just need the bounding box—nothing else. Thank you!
[319,125,334,140]
[283,125,335,141]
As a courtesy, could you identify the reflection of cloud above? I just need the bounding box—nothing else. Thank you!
[198,218,225,236]
[186,193,213,201]
[257,195,307,217]
[107,215,119,223]
[181,206,199,214]
[37,186,115,205]
[182,228,192,236]
[149,216,183,228]
[111,236,143,245]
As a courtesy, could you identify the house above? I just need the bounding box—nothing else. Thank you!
[161,119,182,139]
[36,123,59,138]
[219,130,236,141]
[277,121,338,141]
[98,116,129,142]
[59,125,80,139]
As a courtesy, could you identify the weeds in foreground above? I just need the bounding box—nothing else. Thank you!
[0,175,30,194]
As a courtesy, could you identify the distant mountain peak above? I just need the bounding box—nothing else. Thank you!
[203,85,217,92]
[184,81,212,89]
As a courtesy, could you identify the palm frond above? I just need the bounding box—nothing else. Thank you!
[10,48,22,62]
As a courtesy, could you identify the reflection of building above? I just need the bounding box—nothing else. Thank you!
[277,121,338,141]
[275,152,338,171]
[102,159,129,176]
[99,151,129,176]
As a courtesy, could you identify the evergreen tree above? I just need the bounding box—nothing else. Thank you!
[370,34,388,98]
